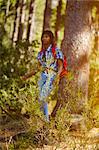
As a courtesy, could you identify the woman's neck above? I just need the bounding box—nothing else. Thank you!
[43,44,51,50]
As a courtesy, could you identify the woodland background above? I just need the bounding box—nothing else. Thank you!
[0,0,99,149]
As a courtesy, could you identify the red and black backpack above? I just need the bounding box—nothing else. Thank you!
[52,46,68,78]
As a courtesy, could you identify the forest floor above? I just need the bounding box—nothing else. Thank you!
[0,113,99,150]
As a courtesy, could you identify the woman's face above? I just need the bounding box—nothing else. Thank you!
[42,34,51,45]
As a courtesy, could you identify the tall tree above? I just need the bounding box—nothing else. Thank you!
[26,0,35,42]
[21,0,29,41]
[55,0,62,42]
[11,0,19,42]
[29,1,36,43]
[4,0,10,26]
[61,0,93,113]
[17,0,24,42]
[43,0,52,32]
[12,0,24,43]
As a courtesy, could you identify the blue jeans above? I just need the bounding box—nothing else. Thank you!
[42,102,49,122]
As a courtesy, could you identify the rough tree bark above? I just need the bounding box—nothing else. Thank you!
[61,0,93,113]
[22,0,28,40]
[29,1,36,43]
[17,0,24,42]
[55,0,62,42]
[43,0,52,32]
[11,0,19,42]
[26,0,35,42]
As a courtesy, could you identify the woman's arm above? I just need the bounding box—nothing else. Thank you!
[57,59,63,77]
[21,62,41,80]
[53,59,63,85]
[53,59,63,86]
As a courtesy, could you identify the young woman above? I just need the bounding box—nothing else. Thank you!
[22,30,65,121]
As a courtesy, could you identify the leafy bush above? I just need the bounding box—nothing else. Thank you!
[0,23,41,120]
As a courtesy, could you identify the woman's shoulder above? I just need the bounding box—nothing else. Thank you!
[55,46,63,59]
[55,46,62,53]
[55,46,63,54]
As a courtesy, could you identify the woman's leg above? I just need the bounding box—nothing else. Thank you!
[43,102,49,122]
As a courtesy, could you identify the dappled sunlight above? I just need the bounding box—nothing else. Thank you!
[0,0,98,149]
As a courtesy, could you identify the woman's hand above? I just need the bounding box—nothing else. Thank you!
[20,70,35,80]
[20,62,41,81]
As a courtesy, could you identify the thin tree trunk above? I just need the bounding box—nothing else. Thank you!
[29,1,36,43]
[55,0,62,42]
[26,0,35,42]
[12,0,19,42]
[43,0,52,32]
[17,0,24,42]
[61,0,93,113]
[4,0,10,26]
[22,0,27,40]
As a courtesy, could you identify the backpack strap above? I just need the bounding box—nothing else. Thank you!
[63,56,67,69]
[52,46,56,58]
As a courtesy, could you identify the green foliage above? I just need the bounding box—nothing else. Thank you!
[0,0,7,10]
[0,1,98,149]
[0,21,41,120]
[87,52,99,128]
[10,0,16,5]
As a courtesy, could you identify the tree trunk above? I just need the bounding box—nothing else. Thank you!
[4,0,10,26]
[11,0,19,42]
[61,0,93,113]
[29,1,36,43]
[17,0,24,42]
[43,0,52,32]
[55,0,62,42]
[22,0,27,40]
[26,0,35,42]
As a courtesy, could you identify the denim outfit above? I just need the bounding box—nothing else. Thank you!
[37,45,63,121]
